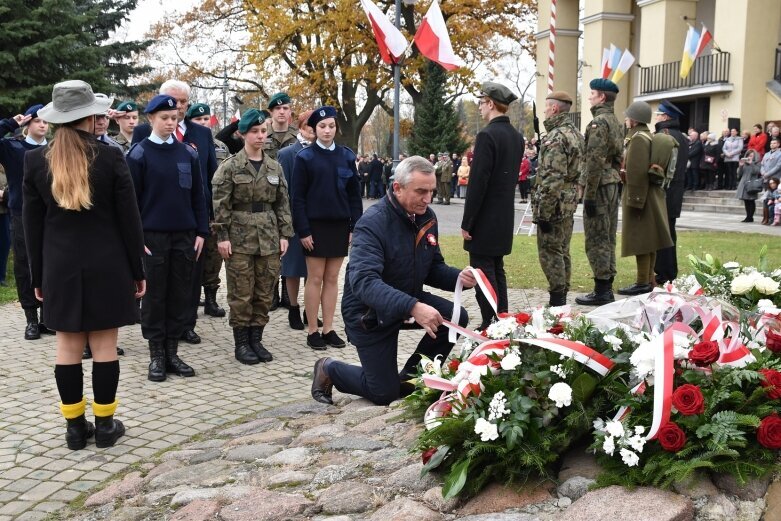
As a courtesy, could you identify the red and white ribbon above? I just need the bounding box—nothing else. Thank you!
[520,337,615,377]
[449,267,497,343]
[612,381,647,422]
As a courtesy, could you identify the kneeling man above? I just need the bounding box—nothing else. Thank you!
[311,156,476,405]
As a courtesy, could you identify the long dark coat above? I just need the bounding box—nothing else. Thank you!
[621,125,673,257]
[23,131,145,332]
[461,115,523,256]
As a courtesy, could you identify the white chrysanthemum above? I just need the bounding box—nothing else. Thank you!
[488,391,511,421]
[627,434,646,453]
[602,435,615,456]
[500,351,521,371]
[548,382,572,408]
[603,334,623,351]
[474,417,499,441]
[730,274,755,295]
[634,425,645,435]
[630,340,656,379]
[604,420,625,438]
[550,364,567,378]
[755,276,780,295]
[486,317,519,339]
[620,448,640,467]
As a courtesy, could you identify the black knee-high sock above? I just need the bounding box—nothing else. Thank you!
[92,360,120,404]
[54,364,83,405]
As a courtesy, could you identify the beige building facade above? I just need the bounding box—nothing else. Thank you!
[535,0,781,133]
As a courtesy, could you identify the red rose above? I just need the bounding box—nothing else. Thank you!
[515,312,532,325]
[671,384,705,415]
[760,369,781,399]
[757,415,781,449]
[421,447,437,465]
[547,324,564,335]
[448,359,460,372]
[657,422,687,452]
[766,330,781,353]
[688,340,720,367]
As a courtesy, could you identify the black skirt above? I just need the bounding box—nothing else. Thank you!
[304,219,350,258]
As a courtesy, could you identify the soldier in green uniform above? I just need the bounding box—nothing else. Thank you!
[212,109,294,365]
[575,78,625,306]
[533,91,584,306]
[435,152,452,204]
[109,100,139,153]
[264,92,298,161]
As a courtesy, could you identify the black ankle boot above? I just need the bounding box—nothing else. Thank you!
[549,291,567,307]
[280,278,291,309]
[249,326,273,362]
[94,415,125,448]
[65,415,95,450]
[288,306,305,330]
[203,287,226,317]
[148,341,166,382]
[165,338,195,377]
[233,327,259,365]
[24,308,40,340]
[575,279,615,306]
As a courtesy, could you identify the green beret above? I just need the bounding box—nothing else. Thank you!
[186,103,211,119]
[238,108,267,133]
[116,100,138,112]
[477,81,518,105]
[267,92,291,109]
[589,78,619,93]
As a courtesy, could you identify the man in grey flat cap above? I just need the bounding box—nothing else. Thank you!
[461,81,524,329]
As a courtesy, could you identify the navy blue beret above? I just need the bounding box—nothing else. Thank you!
[307,106,338,128]
[144,95,178,114]
[24,104,44,119]
[589,78,619,93]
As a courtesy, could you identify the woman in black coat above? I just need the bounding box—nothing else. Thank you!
[24,80,145,450]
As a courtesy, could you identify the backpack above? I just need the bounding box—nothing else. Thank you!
[646,132,679,189]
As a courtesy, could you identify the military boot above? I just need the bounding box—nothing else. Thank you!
[147,341,166,382]
[249,326,273,362]
[24,308,40,340]
[575,279,615,306]
[203,287,226,317]
[60,398,94,451]
[165,338,196,377]
[549,291,567,307]
[233,327,260,365]
[92,400,125,448]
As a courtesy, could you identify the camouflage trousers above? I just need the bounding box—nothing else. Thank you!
[202,229,223,289]
[225,252,280,328]
[536,213,574,293]
[437,178,450,203]
[583,183,619,281]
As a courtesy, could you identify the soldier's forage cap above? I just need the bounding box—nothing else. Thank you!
[625,101,653,125]
[238,108,267,133]
[38,80,113,124]
[116,100,138,113]
[307,106,338,128]
[546,91,573,104]
[186,103,211,119]
[477,81,518,105]
[589,78,619,93]
[144,94,177,114]
[654,99,684,118]
[267,92,291,109]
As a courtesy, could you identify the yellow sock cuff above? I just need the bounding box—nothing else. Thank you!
[92,400,118,418]
[60,397,87,419]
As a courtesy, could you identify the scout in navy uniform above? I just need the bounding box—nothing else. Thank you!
[212,109,293,365]
[110,100,139,153]
[126,94,209,383]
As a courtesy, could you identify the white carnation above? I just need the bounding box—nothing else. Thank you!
[602,435,615,455]
[627,434,646,453]
[500,351,521,371]
[620,448,640,467]
[730,274,755,295]
[474,417,499,441]
[634,425,645,435]
[630,340,656,379]
[604,420,625,438]
[548,382,572,408]
[603,334,623,351]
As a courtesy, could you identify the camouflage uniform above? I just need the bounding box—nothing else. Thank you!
[435,157,452,203]
[579,102,624,281]
[533,112,584,294]
[201,138,233,293]
[112,133,131,154]
[263,127,298,160]
[211,149,294,328]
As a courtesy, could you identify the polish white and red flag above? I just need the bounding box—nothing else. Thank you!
[413,0,465,71]
[360,0,409,65]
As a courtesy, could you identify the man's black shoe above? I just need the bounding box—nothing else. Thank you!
[575,291,615,306]
[39,323,55,335]
[180,329,201,344]
[307,332,327,350]
[616,283,653,296]
[24,308,40,340]
[311,357,333,404]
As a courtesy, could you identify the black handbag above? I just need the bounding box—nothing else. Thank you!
[746,177,763,195]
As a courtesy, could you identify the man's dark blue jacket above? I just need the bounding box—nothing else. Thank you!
[342,192,460,337]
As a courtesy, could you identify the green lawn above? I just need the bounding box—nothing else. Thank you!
[0,251,14,305]
[439,231,781,292]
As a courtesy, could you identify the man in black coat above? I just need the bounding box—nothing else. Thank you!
[653,100,687,285]
[686,129,703,191]
[368,154,384,198]
[461,82,523,329]
[132,80,217,345]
